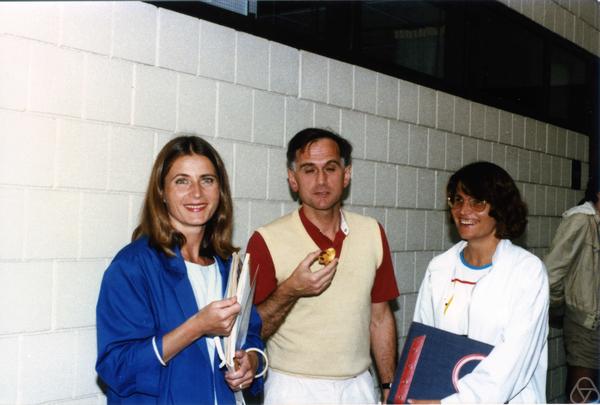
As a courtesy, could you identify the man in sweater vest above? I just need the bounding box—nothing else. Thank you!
[246,128,399,404]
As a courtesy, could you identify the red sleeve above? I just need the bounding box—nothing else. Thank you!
[246,231,278,305]
[371,223,400,303]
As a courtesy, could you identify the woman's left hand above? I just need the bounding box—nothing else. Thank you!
[224,350,258,391]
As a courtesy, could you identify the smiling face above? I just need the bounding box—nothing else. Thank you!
[162,154,220,238]
[287,138,351,215]
[450,186,498,245]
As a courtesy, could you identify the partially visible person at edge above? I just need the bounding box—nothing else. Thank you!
[246,128,399,404]
[545,177,600,403]
[411,161,548,403]
[95,135,264,404]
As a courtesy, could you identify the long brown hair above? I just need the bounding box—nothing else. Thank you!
[132,135,237,259]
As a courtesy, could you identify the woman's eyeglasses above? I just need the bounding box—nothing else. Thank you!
[447,196,488,212]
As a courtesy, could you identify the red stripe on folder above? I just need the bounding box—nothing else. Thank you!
[394,335,426,404]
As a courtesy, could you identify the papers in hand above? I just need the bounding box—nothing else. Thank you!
[214,252,257,372]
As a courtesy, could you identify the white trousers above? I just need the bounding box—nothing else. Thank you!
[263,368,378,405]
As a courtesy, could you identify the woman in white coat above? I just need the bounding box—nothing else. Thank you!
[412,161,549,403]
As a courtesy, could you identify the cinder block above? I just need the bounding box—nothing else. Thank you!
[525,118,537,151]
[20,332,77,403]
[530,151,541,183]
[54,260,104,328]
[349,159,375,206]
[546,124,558,155]
[254,90,285,146]
[353,66,377,114]
[249,200,284,233]
[521,183,536,217]
[84,55,132,124]
[417,86,436,128]
[29,43,83,117]
[512,114,525,148]
[0,188,24,260]
[491,143,506,169]
[398,79,418,124]
[130,194,145,237]
[0,262,52,333]
[556,127,567,158]
[532,0,545,24]
[578,133,589,162]
[210,135,235,179]
[299,51,328,103]
[134,65,176,130]
[505,146,519,180]
[386,209,407,251]
[517,148,531,182]
[443,214,460,249]
[499,110,512,145]
[199,20,235,82]
[61,2,111,55]
[267,148,290,201]
[365,115,388,162]
[565,130,578,159]
[80,192,130,258]
[396,166,417,208]
[477,139,493,163]
[236,32,269,90]
[436,92,454,133]
[177,74,216,137]
[375,163,397,207]
[0,2,59,43]
[0,336,18,404]
[216,82,252,142]
[521,0,534,19]
[428,129,446,170]
[108,126,155,192]
[284,97,314,144]
[436,171,452,210]
[56,119,109,190]
[426,210,444,251]
[469,102,484,139]
[544,1,556,32]
[73,329,102,396]
[314,104,340,133]
[446,133,462,171]
[112,1,156,65]
[157,8,199,74]
[524,215,541,247]
[25,189,79,259]
[364,207,386,227]
[550,156,562,187]
[0,36,29,110]
[534,121,547,152]
[0,110,55,187]
[233,200,249,248]
[408,125,428,167]
[484,106,500,142]
[546,186,557,217]
[376,73,398,119]
[341,109,366,159]
[388,120,409,165]
[576,18,585,48]
[541,153,552,185]
[417,169,436,210]
[561,157,571,188]
[402,294,418,334]
[269,42,298,96]
[234,143,268,199]
[462,136,478,166]
[536,184,547,216]
[394,251,415,294]
[328,59,353,109]
[406,210,426,250]
[586,23,599,55]
[454,96,470,136]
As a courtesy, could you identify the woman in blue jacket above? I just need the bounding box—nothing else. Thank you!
[96,135,264,404]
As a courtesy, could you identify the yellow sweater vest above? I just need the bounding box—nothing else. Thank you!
[257,209,383,378]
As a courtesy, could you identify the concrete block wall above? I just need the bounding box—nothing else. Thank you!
[0,1,590,403]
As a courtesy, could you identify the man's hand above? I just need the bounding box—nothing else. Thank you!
[283,250,338,298]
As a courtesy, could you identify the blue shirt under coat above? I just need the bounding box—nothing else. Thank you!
[96,236,264,404]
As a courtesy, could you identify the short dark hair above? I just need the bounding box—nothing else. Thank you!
[286,128,353,169]
[581,177,599,204]
[447,161,528,240]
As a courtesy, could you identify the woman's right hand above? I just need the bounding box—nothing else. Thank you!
[193,296,241,337]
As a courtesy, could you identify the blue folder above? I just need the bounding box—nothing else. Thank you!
[388,322,494,404]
